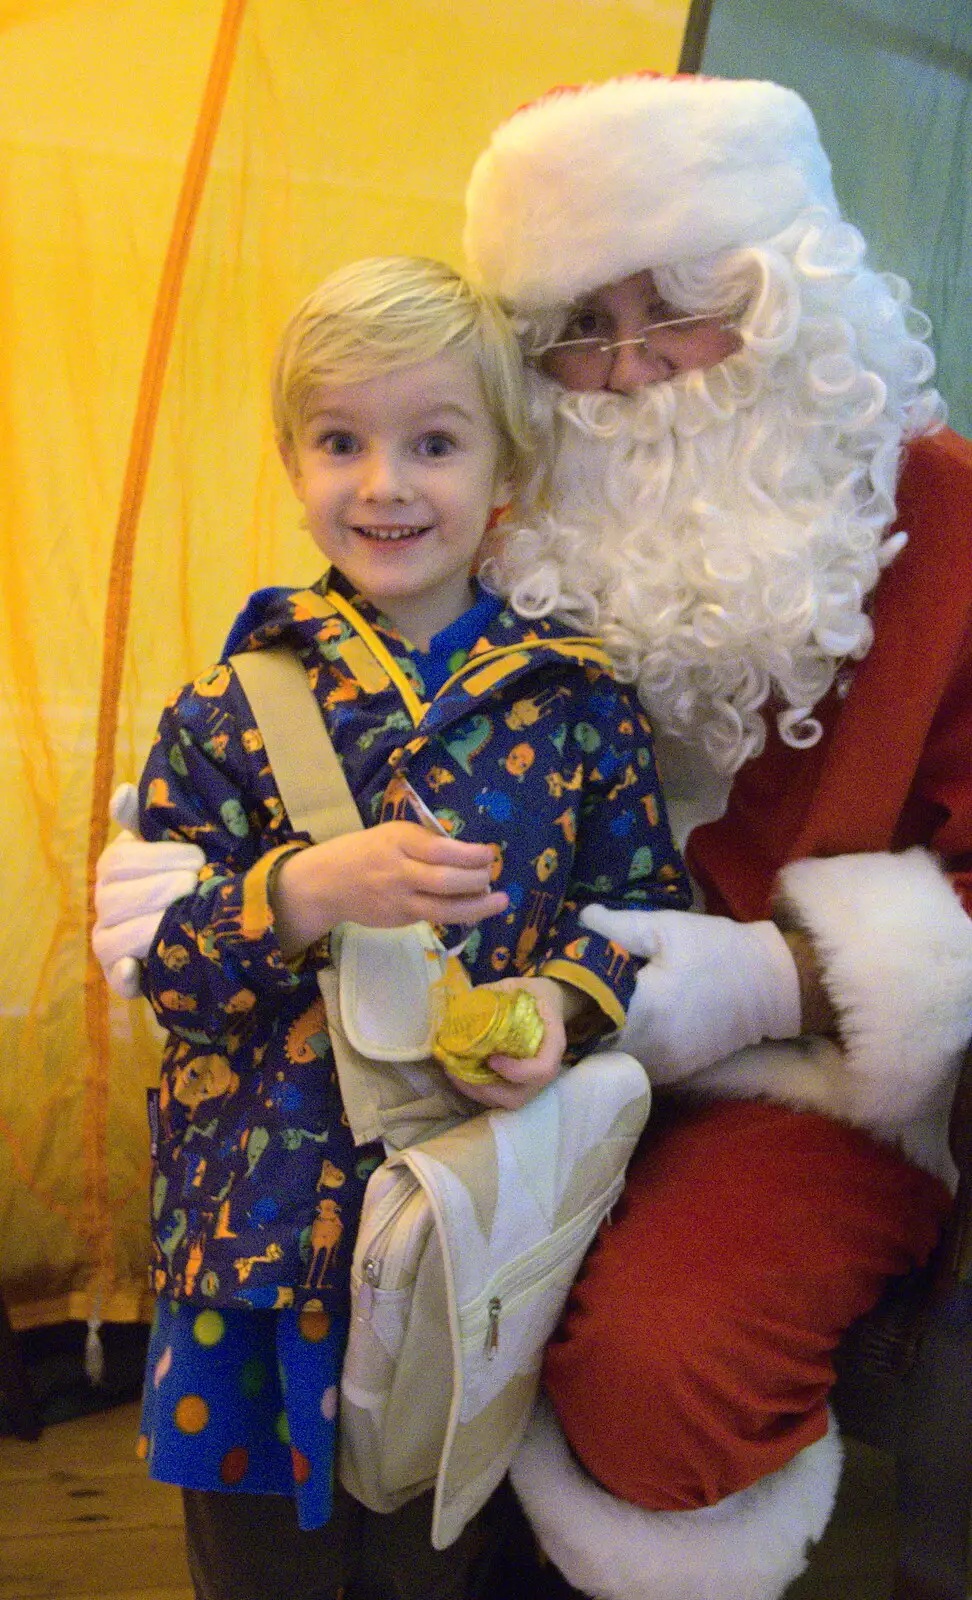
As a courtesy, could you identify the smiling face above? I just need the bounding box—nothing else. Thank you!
[281,350,512,647]
[539,268,741,394]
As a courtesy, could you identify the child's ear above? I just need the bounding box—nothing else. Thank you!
[277,436,301,492]
[491,470,514,512]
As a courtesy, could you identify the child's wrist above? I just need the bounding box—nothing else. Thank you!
[533,975,583,1023]
[539,976,604,1044]
[270,843,345,960]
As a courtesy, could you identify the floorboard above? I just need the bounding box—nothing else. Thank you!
[0,1402,896,1598]
[0,1403,191,1600]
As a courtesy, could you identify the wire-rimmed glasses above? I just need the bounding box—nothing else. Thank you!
[539,310,738,389]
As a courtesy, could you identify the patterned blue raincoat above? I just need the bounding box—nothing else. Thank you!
[138,569,690,1321]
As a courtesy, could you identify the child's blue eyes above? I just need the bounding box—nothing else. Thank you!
[561,308,612,342]
[319,431,358,456]
[416,432,456,458]
[314,431,457,459]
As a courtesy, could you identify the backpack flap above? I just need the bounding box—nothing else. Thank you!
[331,920,449,1060]
[318,963,473,1151]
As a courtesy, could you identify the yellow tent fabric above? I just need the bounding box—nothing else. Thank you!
[0,0,691,1331]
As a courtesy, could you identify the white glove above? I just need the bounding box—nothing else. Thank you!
[580,905,802,1082]
[93,783,205,998]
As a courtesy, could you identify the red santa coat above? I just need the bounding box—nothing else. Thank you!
[693,427,972,918]
[529,431,970,1598]
[683,427,972,1158]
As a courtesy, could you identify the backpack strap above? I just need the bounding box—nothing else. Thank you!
[229,645,470,1149]
[230,647,361,843]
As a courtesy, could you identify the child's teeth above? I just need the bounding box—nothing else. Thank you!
[361,526,422,541]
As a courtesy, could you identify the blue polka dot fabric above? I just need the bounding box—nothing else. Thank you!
[139,1298,346,1529]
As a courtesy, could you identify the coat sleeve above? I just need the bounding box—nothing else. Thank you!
[138,663,316,1043]
[689,682,972,1166]
[768,467,972,1131]
[682,431,972,1154]
[666,836,972,1179]
[538,683,691,1028]
[767,848,972,1124]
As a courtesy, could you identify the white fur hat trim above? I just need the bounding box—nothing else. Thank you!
[464,73,839,308]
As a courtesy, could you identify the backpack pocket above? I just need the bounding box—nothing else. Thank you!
[338,1051,651,1548]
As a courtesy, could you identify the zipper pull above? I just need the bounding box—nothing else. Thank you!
[485,1296,501,1360]
[359,1256,381,1320]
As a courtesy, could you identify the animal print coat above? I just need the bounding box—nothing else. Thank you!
[139,570,689,1315]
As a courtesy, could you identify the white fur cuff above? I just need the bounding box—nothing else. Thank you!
[777,848,972,1126]
[509,1395,841,1600]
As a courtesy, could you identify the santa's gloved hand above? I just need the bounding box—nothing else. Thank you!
[580,905,802,1081]
[93,784,204,998]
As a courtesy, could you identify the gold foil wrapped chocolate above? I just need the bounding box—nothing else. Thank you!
[432,974,545,1084]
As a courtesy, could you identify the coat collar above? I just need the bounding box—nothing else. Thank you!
[227,569,612,729]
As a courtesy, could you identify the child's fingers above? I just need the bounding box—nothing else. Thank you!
[412,861,501,902]
[485,988,565,1085]
[486,1050,560,1088]
[402,838,502,899]
[397,823,496,869]
[425,888,509,925]
[444,1071,536,1111]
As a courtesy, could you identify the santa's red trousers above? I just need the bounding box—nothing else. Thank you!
[543,1095,952,1509]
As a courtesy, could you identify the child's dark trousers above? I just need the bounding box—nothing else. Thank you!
[182,1475,538,1600]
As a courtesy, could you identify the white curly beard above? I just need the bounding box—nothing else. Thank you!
[482,351,910,775]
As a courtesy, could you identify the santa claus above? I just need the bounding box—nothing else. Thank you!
[462,72,971,1600]
[95,73,972,1600]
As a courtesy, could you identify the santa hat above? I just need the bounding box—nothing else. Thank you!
[463,73,839,308]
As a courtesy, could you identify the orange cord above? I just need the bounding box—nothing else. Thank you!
[82,0,249,1311]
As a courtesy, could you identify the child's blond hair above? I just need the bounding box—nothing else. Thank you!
[272,256,532,481]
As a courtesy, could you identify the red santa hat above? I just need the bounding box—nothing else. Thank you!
[463,73,840,308]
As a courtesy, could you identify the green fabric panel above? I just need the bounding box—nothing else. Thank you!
[702,0,971,437]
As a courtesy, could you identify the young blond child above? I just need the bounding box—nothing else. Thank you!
[133,256,689,1600]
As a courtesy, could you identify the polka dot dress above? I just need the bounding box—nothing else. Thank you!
[139,1298,344,1529]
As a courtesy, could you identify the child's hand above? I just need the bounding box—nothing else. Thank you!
[444,976,568,1111]
[271,821,508,957]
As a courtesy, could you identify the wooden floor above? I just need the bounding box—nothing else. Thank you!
[0,1403,191,1600]
[0,1401,895,1599]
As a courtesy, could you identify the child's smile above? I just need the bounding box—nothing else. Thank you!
[354,523,431,541]
[281,351,511,647]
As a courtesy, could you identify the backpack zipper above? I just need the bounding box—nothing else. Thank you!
[459,1178,626,1359]
[485,1297,501,1360]
[353,1180,427,1320]
[359,1254,382,1320]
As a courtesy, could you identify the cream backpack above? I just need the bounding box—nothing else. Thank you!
[231,647,651,1549]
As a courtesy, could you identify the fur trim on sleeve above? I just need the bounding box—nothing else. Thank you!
[687,850,969,1180]
[509,1395,841,1600]
[777,848,972,1122]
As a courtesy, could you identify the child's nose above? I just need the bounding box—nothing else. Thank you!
[360,449,412,500]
